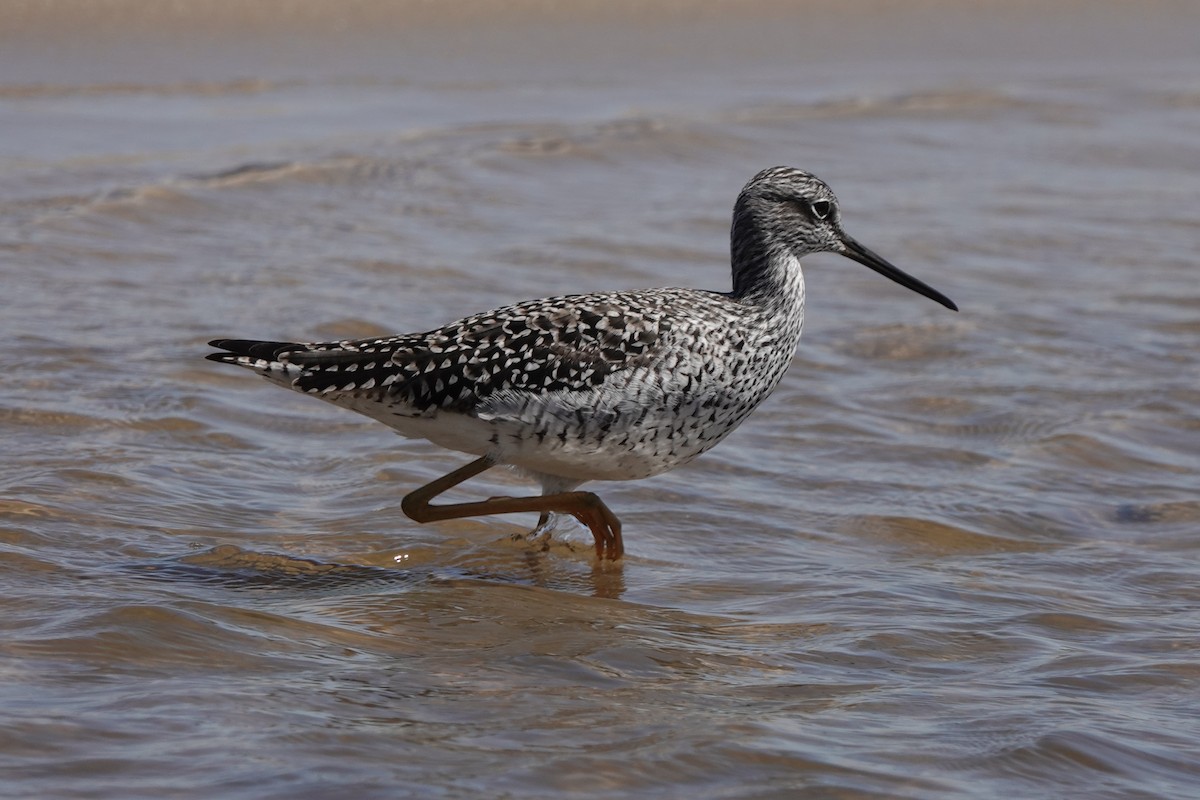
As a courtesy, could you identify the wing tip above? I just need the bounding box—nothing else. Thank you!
[206,339,300,361]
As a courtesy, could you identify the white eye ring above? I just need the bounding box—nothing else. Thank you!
[811,200,832,220]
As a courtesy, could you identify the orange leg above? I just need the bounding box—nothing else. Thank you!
[400,457,624,560]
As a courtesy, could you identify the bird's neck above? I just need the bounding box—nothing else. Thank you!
[728,217,806,316]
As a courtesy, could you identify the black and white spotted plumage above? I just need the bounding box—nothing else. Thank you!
[208,167,956,494]
[212,291,666,411]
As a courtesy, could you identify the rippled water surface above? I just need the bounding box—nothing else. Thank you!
[3,2,1200,797]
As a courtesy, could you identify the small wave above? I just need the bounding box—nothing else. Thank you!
[851,514,1038,555]
[1113,500,1200,526]
[730,88,1036,124]
[0,406,107,431]
[129,545,429,593]
[995,728,1200,790]
[831,319,971,361]
[1027,432,1193,476]
[0,78,294,100]
[498,117,668,156]
[185,161,295,184]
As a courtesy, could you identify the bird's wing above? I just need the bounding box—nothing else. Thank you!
[211,291,669,414]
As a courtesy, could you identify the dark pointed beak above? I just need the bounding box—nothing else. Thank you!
[841,236,958,311]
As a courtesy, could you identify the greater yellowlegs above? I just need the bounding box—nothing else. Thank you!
[207,167,957,560]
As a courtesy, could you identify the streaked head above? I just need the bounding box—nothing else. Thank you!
[734,166,957,311]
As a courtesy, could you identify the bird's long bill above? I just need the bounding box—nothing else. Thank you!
[841,236,958,311]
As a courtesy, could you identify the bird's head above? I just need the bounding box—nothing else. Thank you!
[733,166,957,311]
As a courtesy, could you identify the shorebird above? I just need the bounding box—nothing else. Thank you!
[207,167,956,560]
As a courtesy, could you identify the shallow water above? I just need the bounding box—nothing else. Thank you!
[3,2,1200,797]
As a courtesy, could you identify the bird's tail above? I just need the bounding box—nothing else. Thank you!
[206,339,306,386]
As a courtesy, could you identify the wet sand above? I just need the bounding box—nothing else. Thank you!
[3,2,1200,798]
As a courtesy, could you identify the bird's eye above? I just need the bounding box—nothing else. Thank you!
[811,200,832,220]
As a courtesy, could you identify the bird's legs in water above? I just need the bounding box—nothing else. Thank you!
[521,511,559,551]
[401,456,624,560]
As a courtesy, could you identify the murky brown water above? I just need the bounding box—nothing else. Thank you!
[3,2,1200,797]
